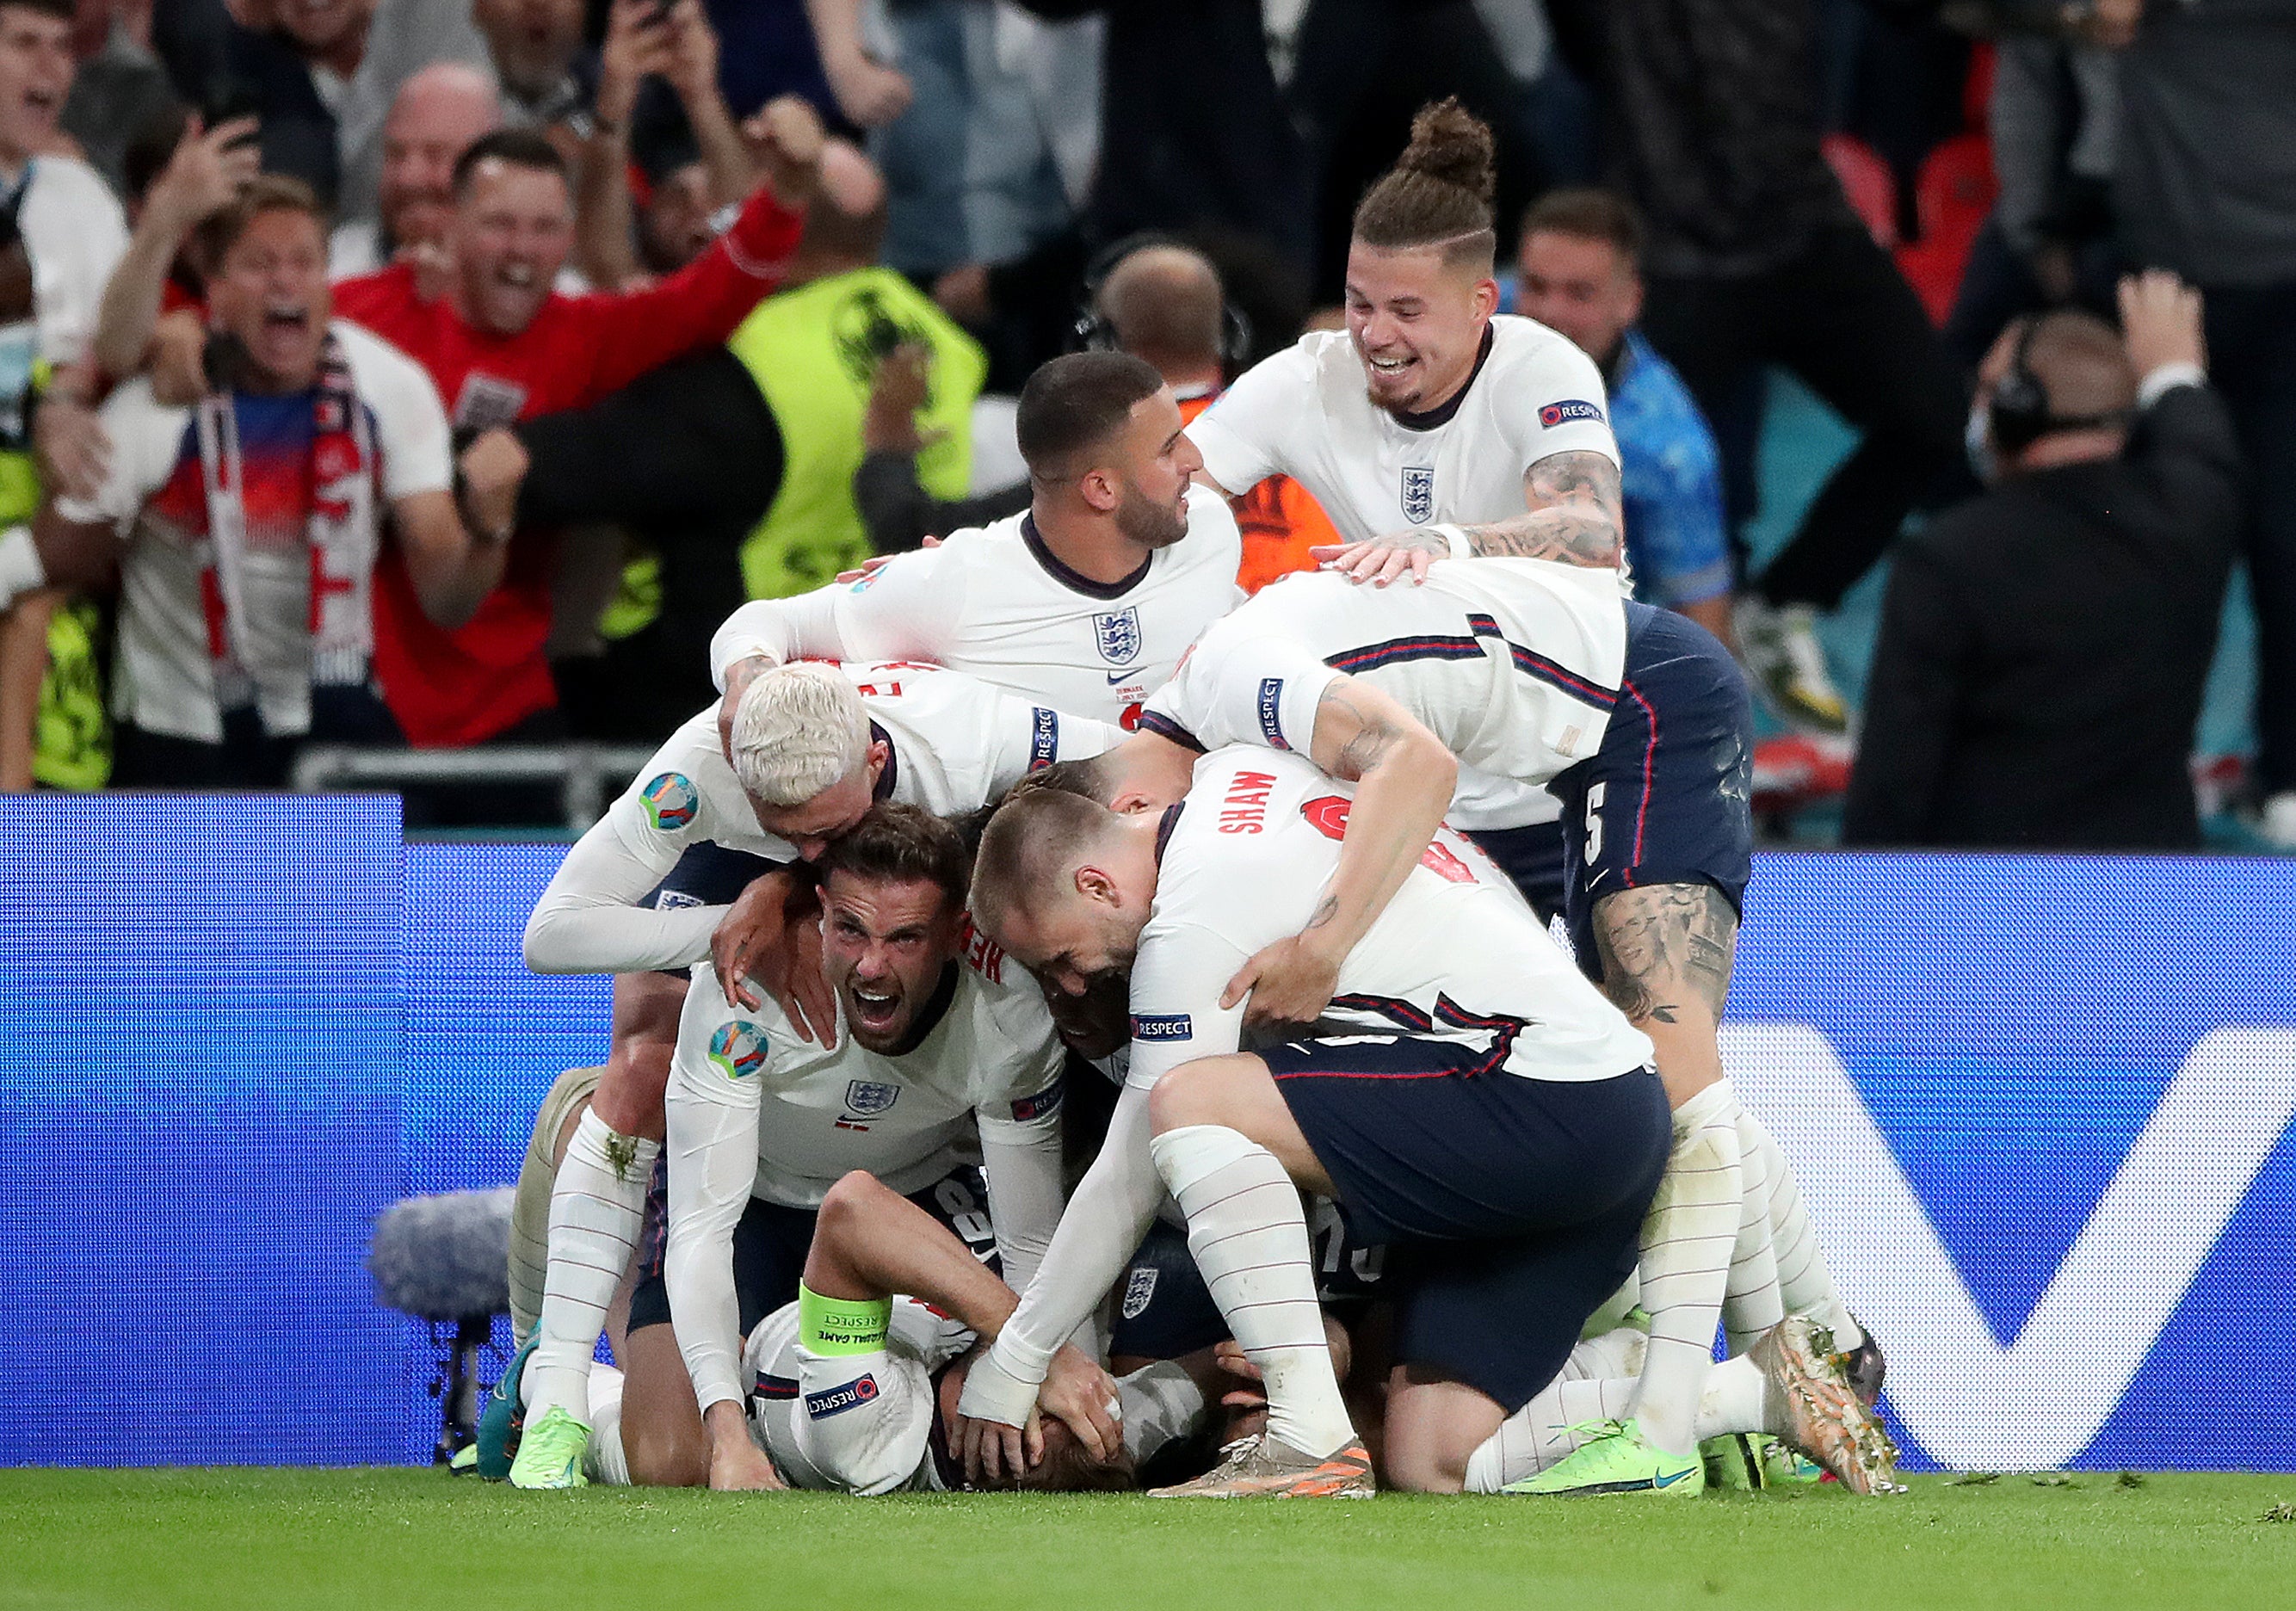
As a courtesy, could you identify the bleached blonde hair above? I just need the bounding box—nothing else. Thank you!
[729,663,870,806]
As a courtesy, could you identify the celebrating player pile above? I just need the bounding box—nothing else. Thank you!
[497,98,1898,1501]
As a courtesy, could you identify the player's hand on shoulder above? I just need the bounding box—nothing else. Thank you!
[711,871,836,1045]
[1312,531,1446,587]
[1221,933,1342,1031]
[832,534,939,586]
[1038,1342,1122,1465]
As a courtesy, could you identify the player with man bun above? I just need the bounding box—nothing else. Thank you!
[1174,101,1880,1497]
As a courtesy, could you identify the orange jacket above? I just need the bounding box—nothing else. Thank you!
[1178,391,1342,595]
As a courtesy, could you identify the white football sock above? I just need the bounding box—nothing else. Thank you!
[583,1366,630,1485]
[1461,1355,1777,1492]
[523,1108,657,1423]
[1463,1377,1636,1491]
[1116,1359,1208,1466]
[1723,1111,1785,1353]
[1626,1080,1742,1456]
[1694,1355,1773,1441]
[1149,1124,1355,1460]
[1741,1114,1864,1349]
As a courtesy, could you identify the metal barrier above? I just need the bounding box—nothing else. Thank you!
[289,744,657,832]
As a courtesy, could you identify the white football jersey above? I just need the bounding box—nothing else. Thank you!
[744,1296,972,1495]
[526,663,1119,976]
[608,661,1122,871]
[1124,747,1652,1093]
[1187,318,1620,541]
[1141,559,1626,802]
[665,955,1065,1414]
[708,487,1246,727]
[670,957,1065,1208]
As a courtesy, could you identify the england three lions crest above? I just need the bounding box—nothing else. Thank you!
[1401,466,1435,524]
[1094,607,1143,667]
[843,1080,902,1116]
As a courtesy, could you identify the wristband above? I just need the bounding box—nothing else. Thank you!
[955,1334,1046,1427]
[1427,522,1468,561]
[799,1282,891,1355]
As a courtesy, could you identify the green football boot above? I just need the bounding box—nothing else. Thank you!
[1700,1432,1824,1491]
[474,1332,542,1481]
[1502,1419,1705,1497]
[508,1404,591,1490]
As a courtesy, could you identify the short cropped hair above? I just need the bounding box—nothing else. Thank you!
[815,802,972,917]
[452,127,566,195]
[1518,188,1645,269]
[1352,98,1498,274]
[0,2,74,24]
[967,786,1119,938]
[1015,351,1164,479]
[197,175,328,268]
[728,663,869,806]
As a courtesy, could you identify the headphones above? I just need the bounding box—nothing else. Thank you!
[1989,314,2131,455]
[1071,231,1254,372]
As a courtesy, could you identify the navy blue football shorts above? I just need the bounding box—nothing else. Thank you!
[638,842,787,980]
[1460,818,1569,925]
[626,1160,997,1336]
[1263,1032,1668,1412]
[1551,602,1753,982]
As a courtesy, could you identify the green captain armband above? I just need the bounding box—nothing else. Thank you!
[799,1283,891,1355]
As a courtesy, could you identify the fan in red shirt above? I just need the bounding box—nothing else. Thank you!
[334,105,822,750]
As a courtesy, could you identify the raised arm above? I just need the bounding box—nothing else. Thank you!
[91,116,259,385]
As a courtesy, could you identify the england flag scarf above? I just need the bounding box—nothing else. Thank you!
[193,326,378,709]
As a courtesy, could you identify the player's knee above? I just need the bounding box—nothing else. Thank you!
[596,1034,675,1135]
[1381,1434,1468,1495]
[816,1170,892,1237]
[1145,1054,1247,1133]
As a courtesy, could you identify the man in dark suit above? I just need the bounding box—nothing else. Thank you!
[1843,273,2243,850]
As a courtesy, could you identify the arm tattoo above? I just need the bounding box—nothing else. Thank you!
[1319,682,1403,781]
[1460,450,1625,569]
[1589,882,1737,1026]
[1302,894,1339,934]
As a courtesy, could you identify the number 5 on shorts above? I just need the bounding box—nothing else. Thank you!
[1583,781,1606,866]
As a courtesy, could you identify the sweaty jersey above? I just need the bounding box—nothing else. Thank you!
[665,957,1066,1416]
[1187,318,1620,542]
[1141,560,1627,806]
[523,662,1120,974]
[1124,747,1653,1095]
[708,486,1246,727]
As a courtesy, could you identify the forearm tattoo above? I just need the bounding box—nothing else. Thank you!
[1590,882,1737,1026]
[1461,451,1625,568]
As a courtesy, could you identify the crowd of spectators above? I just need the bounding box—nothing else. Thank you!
[0,0,2286,853]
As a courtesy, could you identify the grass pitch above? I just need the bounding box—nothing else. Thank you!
[3,1470,2293,1610]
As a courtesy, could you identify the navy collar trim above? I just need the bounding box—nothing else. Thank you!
[1022,512,1152,601]
[1392,324,1497,433]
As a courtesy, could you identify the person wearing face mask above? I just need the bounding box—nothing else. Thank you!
[14,176,495,787]
[326,108,818,762]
